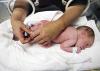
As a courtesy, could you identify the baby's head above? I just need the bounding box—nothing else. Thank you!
[76,26,95,49]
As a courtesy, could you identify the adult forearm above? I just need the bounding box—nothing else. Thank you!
[55,5,86,30]
[11,0,30,22]
[13,0,32,16]
[11,8,27,24]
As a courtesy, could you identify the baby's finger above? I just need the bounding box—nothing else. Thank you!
[42,42,48,46]
[32,30,40,38]
[77,47,81,53]
[72,47,82,53]
[24,37,32,43]
[38,38,48,44]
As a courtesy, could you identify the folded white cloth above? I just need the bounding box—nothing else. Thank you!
[0,11,100,71]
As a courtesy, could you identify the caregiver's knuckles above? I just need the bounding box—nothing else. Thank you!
[11,20,34,44]
[31,21,64,44]
[38,25,57,40]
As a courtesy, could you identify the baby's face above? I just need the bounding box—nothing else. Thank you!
[76,30,94,49]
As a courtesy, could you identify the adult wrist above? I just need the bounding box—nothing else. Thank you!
[53,20,66,32]
[11,8,27,22]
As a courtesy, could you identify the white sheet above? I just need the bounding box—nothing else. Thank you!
[0,11,100,71]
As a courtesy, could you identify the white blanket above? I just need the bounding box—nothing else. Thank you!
[0,11,100,71]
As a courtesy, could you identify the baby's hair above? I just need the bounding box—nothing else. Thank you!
[77,26,95,38]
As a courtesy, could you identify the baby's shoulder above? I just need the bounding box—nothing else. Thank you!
[66,27,77,38]
[66,27,77,33]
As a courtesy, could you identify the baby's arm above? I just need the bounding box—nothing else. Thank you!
[61,39,82,53]
[60,39,77,53]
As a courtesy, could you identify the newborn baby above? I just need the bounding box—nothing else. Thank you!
[30,20,95,53]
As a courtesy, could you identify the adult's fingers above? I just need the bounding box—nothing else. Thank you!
[42,41,50,46]
[32,35,43,43]
[38,38,48,44]
[18,25,35,43]
[32,30,40,38]
[16,31,26,44]
[22,25,33,35]
[24,36,33,43]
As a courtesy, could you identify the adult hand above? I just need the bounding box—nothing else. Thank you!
[31,21,64,45]
[12,20,33,44]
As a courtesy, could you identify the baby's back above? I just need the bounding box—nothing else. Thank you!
[53,26,77,43]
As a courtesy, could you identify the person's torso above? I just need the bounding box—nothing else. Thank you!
[32,0,69,12]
